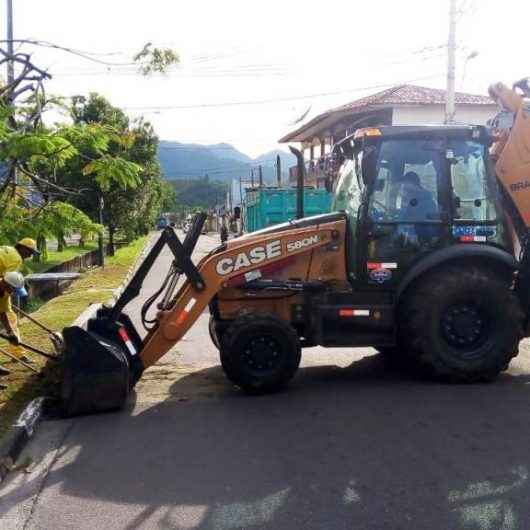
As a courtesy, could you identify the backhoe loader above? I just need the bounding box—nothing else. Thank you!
[62,79,530,416]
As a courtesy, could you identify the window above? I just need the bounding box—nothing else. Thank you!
[450,141,497,221]
[369,140,442,223]
[333,159,362,220]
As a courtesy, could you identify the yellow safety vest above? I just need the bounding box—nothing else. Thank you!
[0,246,22,276]
[0,290,11,314]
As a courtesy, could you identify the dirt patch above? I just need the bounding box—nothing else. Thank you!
[134,361,234,403]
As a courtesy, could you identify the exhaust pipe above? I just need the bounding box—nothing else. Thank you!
[289,146,305,220]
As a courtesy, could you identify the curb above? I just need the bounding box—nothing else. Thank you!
[0,397,47,482]
[73,234,155,330]
[0,236,154,482]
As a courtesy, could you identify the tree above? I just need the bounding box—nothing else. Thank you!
[0,40,178,251]
[160,181,178,213]
[55,94,168,252]
[0,52,142,206]
[0,198,101,259]
[133,43,179,75]
[168,178,228,209]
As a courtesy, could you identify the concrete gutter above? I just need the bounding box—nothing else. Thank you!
[0,397,46,482]
[0,235,155,482]
[72,233,155,330]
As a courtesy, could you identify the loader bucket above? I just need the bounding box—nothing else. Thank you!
[60,214,207,417]
[61,326,131,417]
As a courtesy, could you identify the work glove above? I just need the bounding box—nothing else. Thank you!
[7,333,20,346]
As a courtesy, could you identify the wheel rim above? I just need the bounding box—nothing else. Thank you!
[241,335,282,376]
[441,302,488,357]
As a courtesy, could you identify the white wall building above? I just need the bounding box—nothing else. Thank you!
[279,84,497,186]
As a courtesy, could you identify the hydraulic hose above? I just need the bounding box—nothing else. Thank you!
[140,263,178,331]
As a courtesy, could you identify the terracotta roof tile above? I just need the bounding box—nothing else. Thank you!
[333,84,493,112]
[279,84,495,143]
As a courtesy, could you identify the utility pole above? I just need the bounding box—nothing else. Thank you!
[276,155,282,187]
[98,194,105,268]
[250,169,254,188]
[6,0,16,188]
[445,0,457,124]
[258,165,263,188]
[6,0,14,84]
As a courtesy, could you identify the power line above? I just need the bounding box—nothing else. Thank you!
[51,49,446,79]
[2,37,450,83]
[0,38,137,66]
[54,67,290,79]
[122,74,443,112]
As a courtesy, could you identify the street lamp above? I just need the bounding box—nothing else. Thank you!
[461,50,479,90]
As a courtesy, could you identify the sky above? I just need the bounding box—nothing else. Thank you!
[2,0,529,157]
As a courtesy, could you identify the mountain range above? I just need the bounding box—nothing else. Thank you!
[157,141,297,185]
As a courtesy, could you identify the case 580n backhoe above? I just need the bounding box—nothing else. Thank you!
[61,79,530,416]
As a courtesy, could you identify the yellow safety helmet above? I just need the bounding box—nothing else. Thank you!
[17,238,40,255]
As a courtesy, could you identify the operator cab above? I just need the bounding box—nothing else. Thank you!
[333,125,512,288]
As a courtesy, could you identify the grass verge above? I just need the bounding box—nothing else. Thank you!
[23,242,98,274]
[0,236,149,436]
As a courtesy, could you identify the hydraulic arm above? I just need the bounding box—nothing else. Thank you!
[489,79,530,227]
[61,212,342,415]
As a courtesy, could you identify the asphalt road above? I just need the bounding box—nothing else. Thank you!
[3,230,530,530]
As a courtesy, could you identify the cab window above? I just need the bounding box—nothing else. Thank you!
[333,159,362,219]
[449,141,498,221]
[369,140,443,223]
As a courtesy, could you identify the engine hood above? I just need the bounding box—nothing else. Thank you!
[239,212,346,240]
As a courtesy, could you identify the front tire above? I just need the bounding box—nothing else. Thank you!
[400,265,523,382]
[220,314,301,393]
[209,315,221,350]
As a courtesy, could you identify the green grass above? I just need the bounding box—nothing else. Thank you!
[0,235,149,436]
[23,297,46,314]
[106,237,149,267]
[23,242,98,274]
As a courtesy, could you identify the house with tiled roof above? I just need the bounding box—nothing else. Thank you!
[279,84,497,187]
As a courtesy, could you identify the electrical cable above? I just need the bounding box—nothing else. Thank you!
[120,74,443,111]
[0,38,138,66]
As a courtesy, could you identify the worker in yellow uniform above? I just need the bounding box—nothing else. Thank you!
[0,272,28,378]
[0,238,40,275]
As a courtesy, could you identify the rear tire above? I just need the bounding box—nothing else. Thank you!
[400,265,523,382]
[220,314,301,393]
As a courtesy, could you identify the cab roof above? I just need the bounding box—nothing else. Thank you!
[351,124,488,141]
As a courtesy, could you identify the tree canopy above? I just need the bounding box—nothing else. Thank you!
[0,41,178,252]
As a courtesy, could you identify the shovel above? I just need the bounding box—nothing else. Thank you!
[13,305,64,354]
[0,331,59,360]
[0,346,40,373]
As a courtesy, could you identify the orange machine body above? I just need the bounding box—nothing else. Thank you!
[489,82,530,227]
[139,218,348,368]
